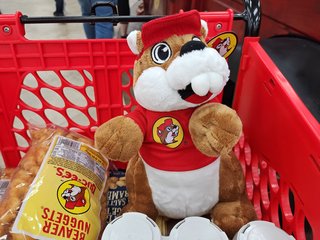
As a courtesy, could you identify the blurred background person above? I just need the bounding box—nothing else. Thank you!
[126,0,144,37]
[118,0,130,38]
[54,0,64,16]
[78,0,117,39]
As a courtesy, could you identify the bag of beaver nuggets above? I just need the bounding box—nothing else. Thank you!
[0,124,109,240]
[0,168,15,202]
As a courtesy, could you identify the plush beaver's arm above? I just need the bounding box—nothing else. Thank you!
[189,102,242,157]
[94,116,143,162]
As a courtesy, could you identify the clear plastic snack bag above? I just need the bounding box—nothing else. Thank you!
[0,124,109,240]
[0,168,15,202]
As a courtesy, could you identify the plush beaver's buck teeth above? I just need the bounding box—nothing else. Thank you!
[191,74,210,96]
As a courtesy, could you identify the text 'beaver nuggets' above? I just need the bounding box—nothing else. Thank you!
[95,10,256,238]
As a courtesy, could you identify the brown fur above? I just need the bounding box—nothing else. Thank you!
[189,103,256,237]
[219,152,245,201]
[133,33,207,83]
[189,103,243,157]
[121,155,158,220]
[212,195,258,239]
[94,116,143,162]
[213,152,257,238]
[136,31,144,54]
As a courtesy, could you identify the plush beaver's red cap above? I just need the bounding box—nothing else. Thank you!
[157,119,174,131]
[141,10,201,51]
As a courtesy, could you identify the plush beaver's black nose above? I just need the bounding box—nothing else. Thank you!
[180,40,206,56]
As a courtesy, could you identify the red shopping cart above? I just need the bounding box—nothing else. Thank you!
[0,1,319,239]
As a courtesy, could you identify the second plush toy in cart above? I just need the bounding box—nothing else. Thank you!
[95,10,257,238]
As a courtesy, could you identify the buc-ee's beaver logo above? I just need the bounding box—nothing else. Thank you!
[57,180,90,214]
[152,117,183,148]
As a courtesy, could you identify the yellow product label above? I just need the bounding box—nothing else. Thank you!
[207,32,238,59]
[152,117,184,149]
[12,136,108,240]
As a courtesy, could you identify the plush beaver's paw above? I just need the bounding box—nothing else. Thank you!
[94,116,143,162]
[189,102,242,157]
[212,200,257,239]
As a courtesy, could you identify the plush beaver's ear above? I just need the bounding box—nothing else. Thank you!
[127,30,144,55]
[200,20,208,39]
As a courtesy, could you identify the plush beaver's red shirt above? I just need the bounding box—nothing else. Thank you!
[127,105,217,171]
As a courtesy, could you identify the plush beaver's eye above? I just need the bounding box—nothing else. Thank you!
[151,42,172,64]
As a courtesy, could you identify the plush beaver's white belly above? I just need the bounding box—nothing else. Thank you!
[143,158,220,219]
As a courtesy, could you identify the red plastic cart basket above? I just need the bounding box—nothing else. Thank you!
[233,37,320,240]
[0,10,234,167]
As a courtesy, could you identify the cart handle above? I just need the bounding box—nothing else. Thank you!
[90,1,118,26]
[90,1,118,16]
[19,0,261,36]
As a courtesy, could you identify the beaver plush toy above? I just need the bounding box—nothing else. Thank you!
[95,10,257,238]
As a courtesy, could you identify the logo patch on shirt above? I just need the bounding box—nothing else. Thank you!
[152,117,184,148]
